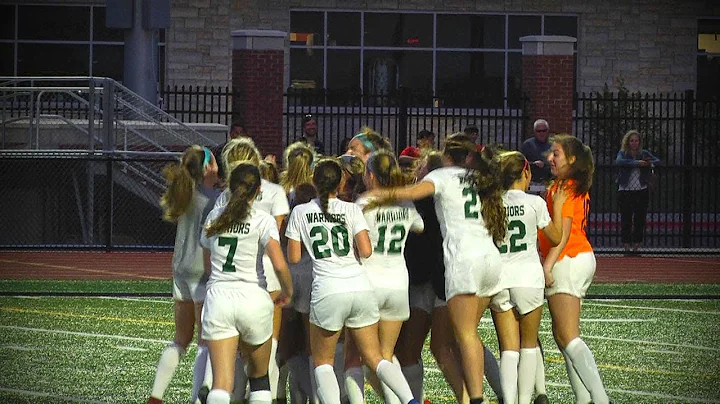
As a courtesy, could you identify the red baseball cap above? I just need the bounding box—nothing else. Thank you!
[399,146,422,163]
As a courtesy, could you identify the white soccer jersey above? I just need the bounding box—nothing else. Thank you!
[355,196,424,290]
[214,179,290,218]
[422,166,496,251]
[498,190,551,289]
[201,206,279,289]
[285,198,371,300]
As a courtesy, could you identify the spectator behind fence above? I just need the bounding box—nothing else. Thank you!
[416,130,435,150]
[301,114,325,155]
[213,121,245,182]
[615,130,661,253]
[520,119,553,195]
[463,125,479,145]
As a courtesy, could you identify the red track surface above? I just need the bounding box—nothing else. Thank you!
[0,251,719,283]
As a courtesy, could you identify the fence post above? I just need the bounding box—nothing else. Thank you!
[106,155,114,251]
[682,89,694,248]
[397,87,409,151]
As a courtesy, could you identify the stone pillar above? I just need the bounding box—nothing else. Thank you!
[232,30,286,158]
[520,36,576,135]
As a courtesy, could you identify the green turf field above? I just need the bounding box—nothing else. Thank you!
[0,281,719,403]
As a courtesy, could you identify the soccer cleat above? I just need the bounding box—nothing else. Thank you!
[147,397,162,404]
[533,394,549,404]
[198,386,210,404]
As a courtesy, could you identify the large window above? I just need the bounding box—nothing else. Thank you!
[290,10,578,107]
[697,18,720,100]
[0,4,165,85]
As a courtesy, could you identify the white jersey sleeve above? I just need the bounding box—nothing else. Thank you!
[409,205,424,233]
[350,201,370,236]
[534,195,551,230]
[200,207,222,249]
[258,214,280,247]
[257,179,290,218]
[285,208,302,242]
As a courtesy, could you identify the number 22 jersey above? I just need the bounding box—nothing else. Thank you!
[498,190,551,289]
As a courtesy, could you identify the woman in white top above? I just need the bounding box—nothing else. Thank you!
[285,158,418,404]
[368,138,507,404]
[345,150,424,404]
[216,137,291,401]
[200,162,293,404]
[147,146,218,404]
[489,151,565,404]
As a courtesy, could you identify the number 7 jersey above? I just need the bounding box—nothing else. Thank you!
[498,190,551,289]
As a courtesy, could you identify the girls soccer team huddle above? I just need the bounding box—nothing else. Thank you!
[146,126,611,404]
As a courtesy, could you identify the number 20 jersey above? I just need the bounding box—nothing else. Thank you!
[285,198,371,299]
[499,190,551,289]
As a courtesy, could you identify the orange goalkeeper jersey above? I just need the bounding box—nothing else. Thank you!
[538,181,593,261]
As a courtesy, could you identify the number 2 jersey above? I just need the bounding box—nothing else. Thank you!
[498,190,551,289]
[355,196,425,291]
[285,198,371,300]
[200,206,280,289]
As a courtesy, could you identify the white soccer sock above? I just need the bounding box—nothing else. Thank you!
[518,348,537,404]
[564,338,609,404]
[207,389,231,404]
[500,350,520,404]
[314,364,341,404]
[344,367,364,404]
[150,343,185,399]
[249,390,272,404]
[534,346,546,395]
[308,356,321,404]
[232,354,249,401]
[483,346,503,401]
[268,339,280,400]
[191,345,209,403]
[401,362,423,401]
[375,359,414,404]
[560,348,591,404]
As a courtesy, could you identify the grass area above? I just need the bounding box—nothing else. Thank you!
[2,279,720,297]
[0,285,719,403]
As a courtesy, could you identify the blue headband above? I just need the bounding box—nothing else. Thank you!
[202,147,211,168]
[352,133,375,153]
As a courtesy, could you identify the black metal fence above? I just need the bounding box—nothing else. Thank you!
[0,151,177,249]
[159,85,234,126]
[574,90,719,252]
[283,89,528,156]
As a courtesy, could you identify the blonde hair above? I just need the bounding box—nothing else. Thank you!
[498,151,529,190]
[620,130,642,154]
[259,160,279,184]
[205,162,261,237]
[222,136,261,183]
[363,150,407,211]
[280,142,314,194]
[160,145,205,222]
[353,127,393,155]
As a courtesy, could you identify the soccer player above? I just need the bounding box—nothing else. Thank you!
[346,150,424,404]
[539,135,610,404]
[147,146,218,404]
[200,162,293,404]
[490,151,566,404]
[285,158,419,404]
[216,137,291,402]
[368,138,507,404]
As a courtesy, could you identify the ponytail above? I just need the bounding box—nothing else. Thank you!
[281,142,314,194]
[465,146,507,245]
[205,162,261,237]
[312,158,343,214]
[160,145,205,222]
[363,150,407,211]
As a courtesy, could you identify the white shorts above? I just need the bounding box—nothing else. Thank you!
[291,270,313,314]
[263,255,281,292]
[545,252,596,298]
[201,285,274,345]
[444,249,502,301]
[409,282,436,315]
[490,287,544,315]
[310,291,380,332]
[172,273,207,302]
[374,287,410,321]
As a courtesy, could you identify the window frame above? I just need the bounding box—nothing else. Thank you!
[289,9,579,109]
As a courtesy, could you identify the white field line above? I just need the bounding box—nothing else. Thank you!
[645,349,680,355]
[114,345,148,352]
[0,387,110,403]
[0,325,171,344]
[545,381,720,403]
[538,330,720,353]
[479,317,656,323]
[97,296,173,304]
[0,344,34,351]
[583,301,720,315]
